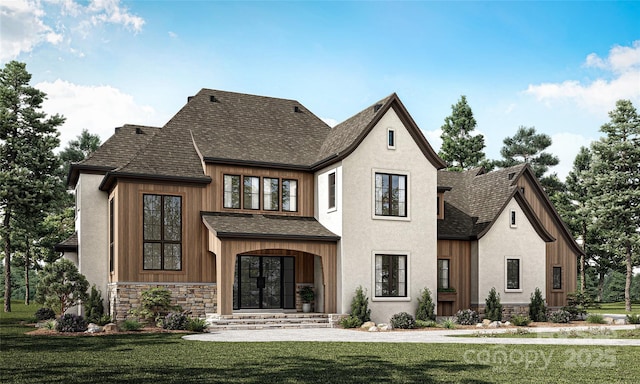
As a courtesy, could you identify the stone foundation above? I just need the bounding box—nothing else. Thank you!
[471,303,529,320]
[108,282,217,322]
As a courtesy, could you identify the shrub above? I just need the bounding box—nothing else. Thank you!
[35,258,89,315]
[339,315,362,329]
[56,314,88,332]
[298,286,314,303]
[350,286,371,324]
[34,307,56,321]
[440,318,456,329]
[415,288,436,321]
[415,319,438,328]
[390,312,415,329]
[510,314,532,326]
[84,285,105,324]
[564,291,597,320]
[162,312,189,330]
[548,309,571,323]
[529,287,547,322]
[455,309,479,325]
[626,314,640,324]
[586,314,606,324]
[121,319,143,331]
[187,317,208,332]
[44,320,57,330]
[96,314,113,326]
[129,287,179,324]
[484,287,503,321]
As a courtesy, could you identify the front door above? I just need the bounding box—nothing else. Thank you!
[234,256,295,310]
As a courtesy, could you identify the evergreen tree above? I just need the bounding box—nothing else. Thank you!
[1,61,64,312]
[439,95,486,171]
[59,128,101,180]
[586,99,640,312]
[35,258,88,315]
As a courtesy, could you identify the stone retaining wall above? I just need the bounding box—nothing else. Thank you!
[471,303,529,320]
[108,282,217,322]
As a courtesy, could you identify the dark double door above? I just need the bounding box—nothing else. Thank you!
[234,256,295,310]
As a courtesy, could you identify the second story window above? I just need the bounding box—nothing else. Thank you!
[263,177,279,211]
[375,173,407,217]
[387,128,396,149]
[223,175,240,209]
[243,176,260,210]
[328,172,336,209]
[282,179,297,212]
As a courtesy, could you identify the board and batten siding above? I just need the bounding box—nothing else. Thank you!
[436,240,472,315]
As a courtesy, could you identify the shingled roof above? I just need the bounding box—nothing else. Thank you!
[54,231,78,253]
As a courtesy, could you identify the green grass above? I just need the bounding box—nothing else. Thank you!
[2,301,640,383]
[462,328,640,339]
[587,301,640,315]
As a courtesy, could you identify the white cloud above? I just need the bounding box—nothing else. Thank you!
[548,132,593,181]
[0,0,144,62]
[36,79,161,150]
[525,41,640,116]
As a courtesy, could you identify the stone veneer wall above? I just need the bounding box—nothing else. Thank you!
[108,282,217,322]
[471,303,529,320]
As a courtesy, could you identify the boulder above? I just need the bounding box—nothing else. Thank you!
[482,319,491,326]
[488,321,499,328]
[378,323,391,331]
[603,317,614,325]
[86,323,103,333]
[504,321,511,326]
[361,321,376,329]
[614,318,627,325]
[103,323,118,333]
[476,323,484,328]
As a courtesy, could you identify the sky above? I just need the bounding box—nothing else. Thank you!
[1,0,639,180]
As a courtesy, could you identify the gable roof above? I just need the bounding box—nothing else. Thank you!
[54,231,78,253]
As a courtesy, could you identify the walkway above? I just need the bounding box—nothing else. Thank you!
[184,324,640,346]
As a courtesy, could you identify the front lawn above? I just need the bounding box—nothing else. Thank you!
[461,327,640,339]
[587,301,640,315]
[2,301,640,383]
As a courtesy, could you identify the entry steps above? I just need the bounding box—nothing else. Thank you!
[205,313,336,330]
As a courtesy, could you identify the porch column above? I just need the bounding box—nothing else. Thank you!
[320,252,337,313]
[215,250,236,315]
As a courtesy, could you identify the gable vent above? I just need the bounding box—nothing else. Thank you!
[135,127,143,134]
[187,96,194,102]
[294,106,301,113]
[373,103,383,113]
[210,95,218,103]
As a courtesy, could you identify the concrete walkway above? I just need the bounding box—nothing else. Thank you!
[184,324,640,346]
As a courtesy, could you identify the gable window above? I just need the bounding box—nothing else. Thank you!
[223,175,240,209]
[282,179,297,212]
[143,194,182,270]
[506,258,520,290]
[328,172,336,210]
[437,259,450,290]
[375,254,407,297]
[243,176,260,210]
[375,173,407,217]
[553,266,562,290]
[510,210,517,228]
[387,128,396,149]
[263,178,279,211]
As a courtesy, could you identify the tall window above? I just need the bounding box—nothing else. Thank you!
[375,254,407,297]
[223,175,240,209]
[553,266,562,289]
[506,258,520,290]
[387,128,395,149]
[143,194,182,270]
[263,178,279,211]
[510,210,517,227]
[109,199,114,273]
[375,173,407,217]
[437,259,450,290]
[243,176,260,210]
[282,179,297,212]
[328,172,336,209]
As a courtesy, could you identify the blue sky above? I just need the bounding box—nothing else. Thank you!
[2,0,639,179]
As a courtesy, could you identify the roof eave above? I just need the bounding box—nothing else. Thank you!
[68,164,114,188]
[213,232,340,242]
[99,172,212,191]
[203,157,312,171]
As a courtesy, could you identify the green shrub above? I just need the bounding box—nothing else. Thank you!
[84,285,105,324]
[529,287,547,322]
[56,314,88,332]
[129,287,179,324]
[187,317,208,332]
[162,312,189,330]
[96,314,112,326]
[35,258,89,315]
[121,318,143,331]
[484,287,503,321]
[415,288,436,321]
[586,314,606,324]
[34,307,56,321]
[510,314,532,326]
[455,309,479,325]
[44,320,57,330]
[390,312,415,329]
[440,318,456,329]
[415,319,437,328]
[564,291,597,320]
[339,315,362,328]
[350,286,371,324]
[548,309,571,323]
[626,313,640,324]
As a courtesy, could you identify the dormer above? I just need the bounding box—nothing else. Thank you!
[437,186,451,219]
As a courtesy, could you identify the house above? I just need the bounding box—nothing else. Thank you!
[58,89,581,323]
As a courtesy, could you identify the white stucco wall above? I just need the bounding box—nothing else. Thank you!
[476,198,546,305]
[338,108,439,323]
[76,173,110,314]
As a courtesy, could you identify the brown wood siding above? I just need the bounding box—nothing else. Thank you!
[204,164,315,216]
[517,175,578,306]
[113,180,215,283]
[436,240,472,315]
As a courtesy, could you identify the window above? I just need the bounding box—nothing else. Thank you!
[143,194,182,270]
[223,175,240,209]
[109,199,114,273]
[282,179,297,212]
[553,266,562,289]
[243,176,260,210]
[437,259,450,290]
[375,254,407,297]
[328,172,336,209]
[375,173,407,217]
[506,258,520,290]
[510,209,517,227]
[387,128,396,149]
[263,178,279,211]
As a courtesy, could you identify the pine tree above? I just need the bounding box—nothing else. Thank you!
[484,287,502,321]
[438,95,486,171]
[59,128,101,180]
[586,99,640,312]
[1,61,64,312]
[415,287,435,321]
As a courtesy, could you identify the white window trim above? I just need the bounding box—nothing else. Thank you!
[387,127,396,149]
[504,256,523,293]
[327,169,338,213]
[371,251,411,302]
[371,168,411,221]
[509,209,517,228]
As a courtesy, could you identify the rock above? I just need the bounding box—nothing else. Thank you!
[504,321,511,326]
[488,321,499,328]
[614,318,627,325]
[603,317,614,325]
[368,326,379,332]
[361,321,376,329]
[378,323,391,331]
[86,323,103,333]
[482,319,491,326]
[103,323,118,332]
[476,323,484,328]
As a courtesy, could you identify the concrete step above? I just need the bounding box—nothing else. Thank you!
[205,313,332,330]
